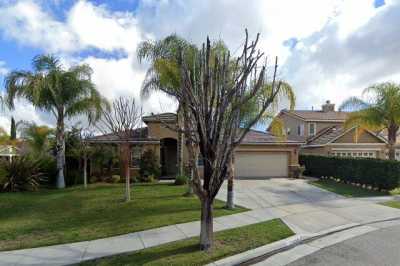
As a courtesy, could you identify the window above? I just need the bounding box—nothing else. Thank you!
[287,127,291,135]
[332,150,376,159]
[297,124,304,136]
[309,123,316,136]
[131,146,142,167]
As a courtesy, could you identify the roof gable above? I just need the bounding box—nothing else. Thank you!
[281,109,349,122]
[307,126,387,146]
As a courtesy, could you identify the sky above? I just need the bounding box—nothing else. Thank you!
[0,0,398,132]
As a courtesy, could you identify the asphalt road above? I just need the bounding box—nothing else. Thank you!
[288,224,400,266]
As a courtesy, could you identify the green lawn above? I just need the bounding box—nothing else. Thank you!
[381,200,400,209]
[81,219,293,266]
[0,183,246,251]
[310,179,388,198]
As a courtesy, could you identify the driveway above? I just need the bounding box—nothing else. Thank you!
[216,178,342,210]
[216,178,400,236]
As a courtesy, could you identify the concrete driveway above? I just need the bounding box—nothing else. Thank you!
[216,178,342,210]
[216,178,400,236]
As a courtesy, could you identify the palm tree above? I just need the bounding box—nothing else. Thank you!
[339,82,400,160]
[137,34,197,99]
[4,55,106,188]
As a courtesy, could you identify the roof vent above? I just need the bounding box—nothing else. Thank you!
[322,100,335,112]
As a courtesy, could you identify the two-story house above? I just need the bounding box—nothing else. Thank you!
[275,101,388,159]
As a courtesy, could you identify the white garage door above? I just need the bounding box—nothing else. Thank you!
[235,152,288,178]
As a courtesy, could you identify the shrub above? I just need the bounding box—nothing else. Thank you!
[0,156,45,192]
[89,176,98,183]
[109,175,120,183]
[174,175,188,185]
[138,174,155,183]
[300,155,400,190]
[390,187,400,195]
[139,149,160,179]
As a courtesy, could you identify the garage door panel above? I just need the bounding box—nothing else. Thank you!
[235,152,288,178]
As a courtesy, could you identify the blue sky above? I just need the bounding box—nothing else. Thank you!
[0,0,398,130]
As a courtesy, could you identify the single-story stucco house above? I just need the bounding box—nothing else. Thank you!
[87,113,303,179]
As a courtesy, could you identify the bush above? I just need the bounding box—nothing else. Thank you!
[109,175,120,183]
[139,149,160,179]
[89,176,98,183]
[138,174,155,183]
[0,156,45,192]
[390,187,400,195]
[174,175,188,185]
[300,155,400,190]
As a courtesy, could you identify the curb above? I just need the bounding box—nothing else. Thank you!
[206,217,400,266]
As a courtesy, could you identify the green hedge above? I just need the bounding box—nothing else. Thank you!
[299,155,400,190]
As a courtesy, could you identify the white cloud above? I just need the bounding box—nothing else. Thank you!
[0,60,8,76]
[0,0,399,129]
[0,0,78,53]
[284,0,400,109]
[67,1,143,54]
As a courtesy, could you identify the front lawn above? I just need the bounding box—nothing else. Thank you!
[310,179,388,198]
[0,183,246,251]
[80,219,293,266]
[381,200,400,209]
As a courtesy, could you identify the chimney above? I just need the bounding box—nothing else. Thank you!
[322,100,335,112]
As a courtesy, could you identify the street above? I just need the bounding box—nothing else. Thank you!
[288,224,400,266]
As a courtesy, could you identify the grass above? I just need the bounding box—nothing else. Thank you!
[0,183,246,251]
[80,219,293,266]
[310,179,388,198]
[381,201,400,209]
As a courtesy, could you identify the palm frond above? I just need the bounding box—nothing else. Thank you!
[33,54,61,72]
[339,97,369,111]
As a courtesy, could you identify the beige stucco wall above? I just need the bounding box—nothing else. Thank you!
[334,128,382,144]
[280,113,342,141]
[146,121,301,177]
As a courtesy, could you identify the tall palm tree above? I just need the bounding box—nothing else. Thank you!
[4,55,106,188]
[339,82,400,160]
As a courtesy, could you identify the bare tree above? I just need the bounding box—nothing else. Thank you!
[96,97,142,202]
[176,30,284,250]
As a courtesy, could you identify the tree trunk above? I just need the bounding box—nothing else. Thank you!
[200,198,213,251]
[120,143,131,202]
[83,153,88,189]
[226,156,235,209]
[56,113,66,189]
[388,125,398,160]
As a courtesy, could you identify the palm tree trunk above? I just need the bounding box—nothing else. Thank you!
[388,124,398,160]
[56,112,66,189]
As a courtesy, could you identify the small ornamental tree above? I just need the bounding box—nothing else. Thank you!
[96,97,143,201]
[177,31,286,250]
